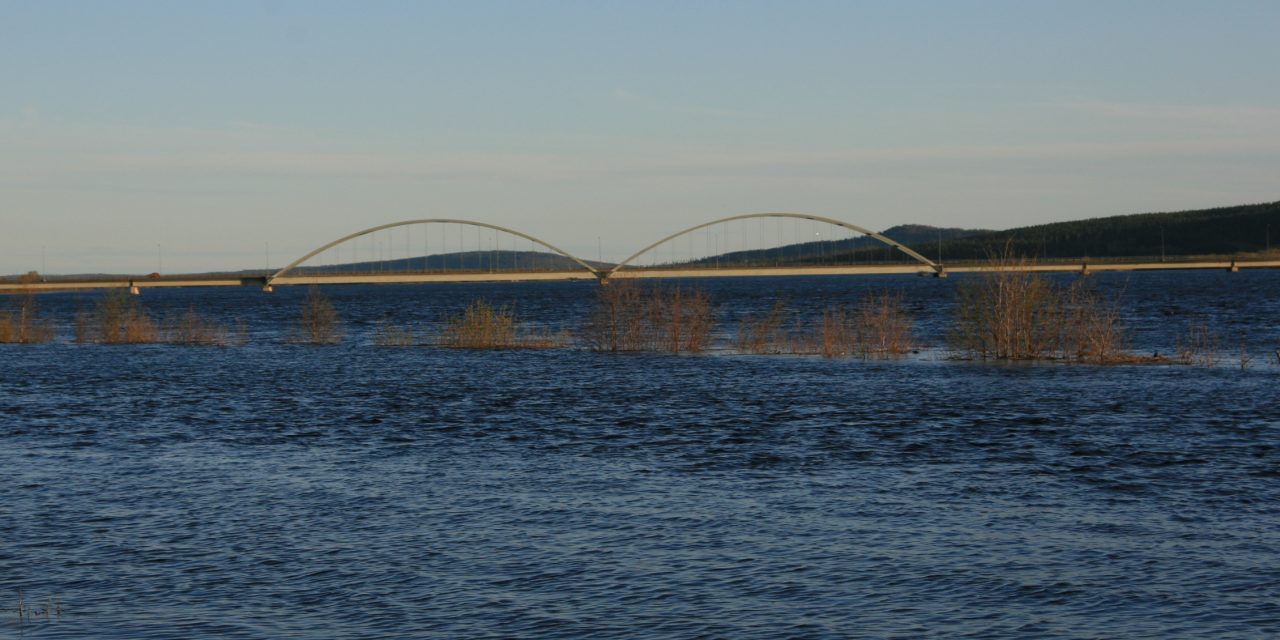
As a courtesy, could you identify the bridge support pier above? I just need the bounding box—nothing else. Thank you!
[262,284,274,292]
[128,284,140,295]
[1229,260,1239,272]
[1080,262,1091,277]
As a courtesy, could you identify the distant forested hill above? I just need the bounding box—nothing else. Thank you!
[293,250,607,273]
[684,224,989,267]
[921,201,1280,261]
[691,201,1280,267]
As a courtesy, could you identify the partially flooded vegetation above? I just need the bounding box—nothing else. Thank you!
[296,287,343,345]
[950,252,1138,363]
[734,292,915,358]
[2,267,1275,368]
[0,292,55,344]
[435,299,567,349]
[584,281,714,353]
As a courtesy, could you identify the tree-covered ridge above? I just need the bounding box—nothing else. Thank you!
[917,201,1280,261]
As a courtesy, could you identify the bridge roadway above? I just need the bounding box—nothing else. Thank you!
[3,259,1280,293]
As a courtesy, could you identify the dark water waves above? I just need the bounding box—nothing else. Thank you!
[2,273,1279,638]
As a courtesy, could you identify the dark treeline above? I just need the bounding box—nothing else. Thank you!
[669,201,1280,268]
[296,250,609,274]
[908,201,1280,262]
[683,224,987,267]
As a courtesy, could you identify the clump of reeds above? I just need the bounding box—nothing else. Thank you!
[586,280,647,352]
[75,289,158,344]
[163,308,231,346]
[1060,284,1130,364]
[736,292,915,357]
[372,320,415,347]
[951,250,1133,363]
[1237,337,1253,370]
[735,301,791,354]
[846,290,914,357]
[433,299,567,349]
[650,285,714,353]
[1175,322,1219,367]
[585,281,715,353]
[438,299,516,348]
[12,588,62,624]
[296,287,343,344]
[952,253,1063,360]
[0,293,55,344]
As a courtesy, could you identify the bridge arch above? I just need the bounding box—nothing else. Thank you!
[268,219,600,284]
[606,212,942,277]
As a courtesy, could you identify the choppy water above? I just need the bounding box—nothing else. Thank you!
[3,272,1279,638]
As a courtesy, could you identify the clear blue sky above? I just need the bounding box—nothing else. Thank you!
[3,1,1279,273]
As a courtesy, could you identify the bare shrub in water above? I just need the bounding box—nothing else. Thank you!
[163,308,230,346]
[76,289,157,344]
[586,281,715,353]
[586,281,649,351]
[652,286,714,353]
[852,290,914,357]
[1060,283,1131,364]
[1236,336,1253,370]
[736,301,791,354]
[951,249,1142,363]
[1176,322,1219,367]
[438,299,517,348]
[734,292,915,358]
[0,292,55,344]
[297,287,343,345]
[373,320,415,347]
[953,253,1064,360]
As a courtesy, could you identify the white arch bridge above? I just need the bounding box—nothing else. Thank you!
[261,213,945,290]
[9,212,1277,294]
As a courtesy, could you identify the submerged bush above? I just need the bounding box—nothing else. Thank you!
[1176,322,1219,367]
[435,299,565,349]
[951,251,1132,362]
[372,320,415,347]
[297,287,343,344]
[585,281,714,353]
[1060,285,1129,363]
[736,292,915,358]
[163,308,237,346]
[75,290,157,344]
[0,293,55,344]
[438,299,516,348]
[820,291,915,358]
[735,301,791,354]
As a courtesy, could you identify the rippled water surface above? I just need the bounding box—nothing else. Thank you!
[3,273,1279,638]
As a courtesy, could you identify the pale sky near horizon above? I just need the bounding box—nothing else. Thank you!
[3,1,1279,273]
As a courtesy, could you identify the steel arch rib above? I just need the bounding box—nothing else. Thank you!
[607,212,940,276]
[269,219,599,283]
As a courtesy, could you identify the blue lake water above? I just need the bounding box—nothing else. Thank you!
[2,271,1279,638]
